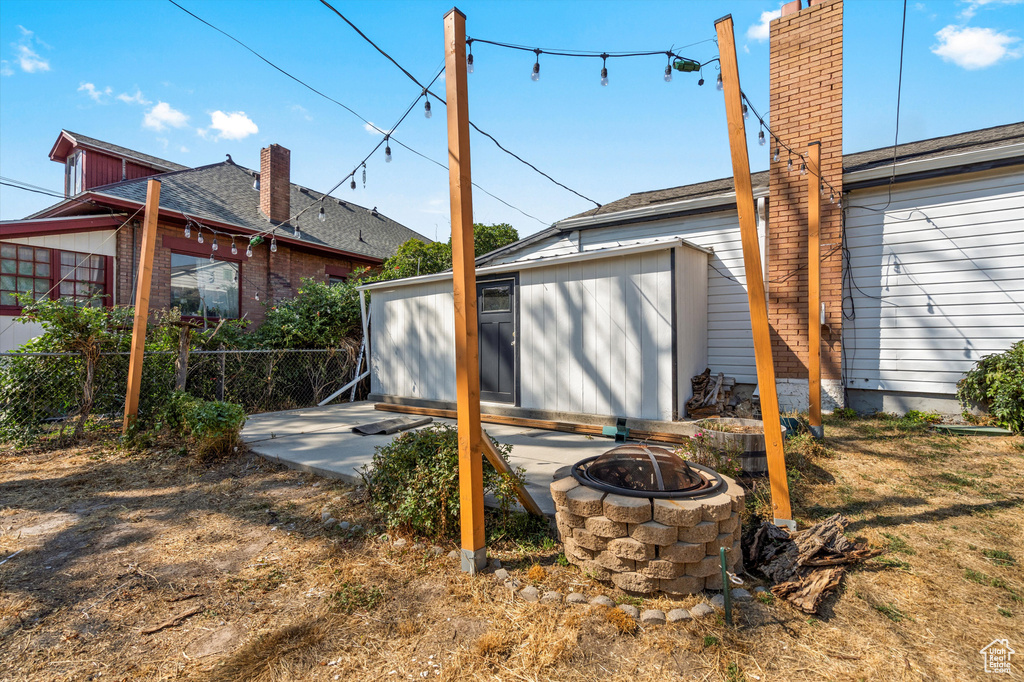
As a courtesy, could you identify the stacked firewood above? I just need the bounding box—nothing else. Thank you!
[743,514,882,614]
[686,369,737,418]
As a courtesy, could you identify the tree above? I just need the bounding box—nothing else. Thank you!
[468,223,519,258]
[375,223,521,283]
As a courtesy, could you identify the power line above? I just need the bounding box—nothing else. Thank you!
[166,0,549,228]
[318,0,602,209]
[1,177,123,215]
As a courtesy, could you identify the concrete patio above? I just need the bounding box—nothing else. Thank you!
[241,401,637,515]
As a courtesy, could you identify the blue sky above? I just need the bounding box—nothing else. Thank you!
[1,0,1022,239]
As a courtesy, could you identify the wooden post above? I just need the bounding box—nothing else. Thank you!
[807,142,823,439]
[444,7,487,573]
[481,431,544,517]
[122,179,161,433]
[714,15,793,528]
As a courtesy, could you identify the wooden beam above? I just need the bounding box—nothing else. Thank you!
[374,403,693,445]
[714,15,794,527]
[444,7,487,573]
[807,142,823,439]
[122,179,161,433]
[481,431,545,517]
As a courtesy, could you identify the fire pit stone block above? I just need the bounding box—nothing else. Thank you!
[611,571,656,594]
[565,486,606,517]
[549,476,580,507]
[652,498,704,527]
[659,541,705,564]
[659,575,704,595]
[602,494,653,523]
[579,560,613,581]
[677,520,719,544]
[718,515,739,535]
[685,554,723,578]
[628,520,677,546]
[607,537,655,562]
[706,532,735,555]
[584,515,628,538]
[573,528,609,552]
[639,559,686,580]
[700,493,734,522]
[595,551,636,573]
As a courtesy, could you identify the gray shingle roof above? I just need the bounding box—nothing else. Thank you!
[62,130,189,172]
[566,121,1024,221]
[83,161,428,261]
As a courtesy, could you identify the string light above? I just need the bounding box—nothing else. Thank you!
[270,235,277,253]
[773,146,780,162]
[211,237,218,252]
[787,156,793,172]
[350,178,356,190]
[197,229,204,245]
[361,163,366,187]
[800,162,807,176]
[467,38,474,73]
[742,103,749,120]
[231,238,237,255]
[295,226,302,240]
[184,222,191,239]
[830,192,835,204]
[385,138,392,163]
[255,290,260,301]
[716,72,723,91]
[758,129,766,146]
[209,252,215,263]
[531,49,541,82]
[424,97,432,118]
[245,242,253,258]
[664,53,673,82]
[600,54,609,86]
[318,205,326,222]
[698,75,705,86]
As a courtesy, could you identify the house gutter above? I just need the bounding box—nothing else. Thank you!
[843,142,1024,190]
[358,238,707,292]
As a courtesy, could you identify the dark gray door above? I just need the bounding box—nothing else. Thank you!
[477,276,517,403]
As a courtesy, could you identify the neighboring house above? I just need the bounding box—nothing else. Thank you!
[359,0,1024,421]
[1,131,429,351]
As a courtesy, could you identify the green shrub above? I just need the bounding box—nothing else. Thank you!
[958,341,1024,433]
[181,399,247,458]
[360,423,523,541]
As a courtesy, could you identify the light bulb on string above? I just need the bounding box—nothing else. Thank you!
[350,178,356,190]
[716,73,723,91]
[600,54,608,86]
[664,54,673,82]
[531,49,540,82]
[245,243,253,258]
[295,226,302,241]
[821,183,826,197]
[800,162,807,176]
[830,192,835,204]
[742,103,749,120]
[209,252,215,263]
[787,157,793,172]
[270,236,277,253]
[362,163,366,187]
[231,238,237,256]
[184,223,191,239]
[424,98,432,118]
[773,147,780,163]
[698,70,705,86]
[385,139,392,163]
[318,205,326,222]
[212,237,218,252]
[255,290,260,301]
[758,129,766,146]
[467,39,474,73]
[197,230,204,245]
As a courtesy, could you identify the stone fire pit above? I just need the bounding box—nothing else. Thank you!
[550,455,744,596]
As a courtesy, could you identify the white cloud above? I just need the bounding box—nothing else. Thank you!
[959,0,1023,20]
[117,89,150,105]
[290,103,313,121]
[0,60,12,77]
[179,146,189,153]
[143,101,189,131]
[14,43,49,73]
[363,121,393,136]
[747,9,782,42]
[205,110,258,140]
[932,24,1022,69]
[78,82,111,102]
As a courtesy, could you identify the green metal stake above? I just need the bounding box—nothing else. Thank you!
[719,546,733,626]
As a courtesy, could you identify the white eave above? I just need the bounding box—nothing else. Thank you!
[358,238,709,292]
[843,142,1024,185]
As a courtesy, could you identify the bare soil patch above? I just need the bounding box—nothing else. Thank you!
[1,419,1022,681]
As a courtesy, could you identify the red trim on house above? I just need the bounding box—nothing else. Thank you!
[1,214,126,239]
[325,264,352,278]
[34,193,385,264]
[104,255,114,308]
[162,235,247,262]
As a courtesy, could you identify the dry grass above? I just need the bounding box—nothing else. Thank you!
[1,417,1022,681]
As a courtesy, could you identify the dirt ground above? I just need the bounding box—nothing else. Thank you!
[1,417,1022,681]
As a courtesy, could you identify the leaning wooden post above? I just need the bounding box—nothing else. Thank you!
[122,179,161,433]
[444,6,487,573]
[714,15,793,527]
[807,142,823,439]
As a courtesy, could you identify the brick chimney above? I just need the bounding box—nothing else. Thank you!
[768,0,844,410]
[260,144,291,223]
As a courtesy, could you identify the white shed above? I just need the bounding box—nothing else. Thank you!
[360,239,712,423]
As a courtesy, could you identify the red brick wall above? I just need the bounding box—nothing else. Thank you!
[115,220,367,331]
[768,0,843,381]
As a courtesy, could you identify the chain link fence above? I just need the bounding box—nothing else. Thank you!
[0,348,362,443]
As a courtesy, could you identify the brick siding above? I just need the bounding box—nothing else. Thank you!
[768,0,843,381]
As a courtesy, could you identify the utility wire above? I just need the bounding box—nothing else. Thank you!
[166,0,549,227]
[318,0,602,209]
[1,177,124,216]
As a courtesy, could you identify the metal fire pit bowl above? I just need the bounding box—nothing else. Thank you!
[571,444,724,498]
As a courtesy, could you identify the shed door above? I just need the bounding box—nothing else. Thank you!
[477,276,517,403]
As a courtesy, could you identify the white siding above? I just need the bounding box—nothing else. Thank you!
[0,318,44,352]
[505,211,764,384]
[844,167,1024,395]
[370,280,456,402]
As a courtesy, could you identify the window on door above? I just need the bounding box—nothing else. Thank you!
[169,253,240,319]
